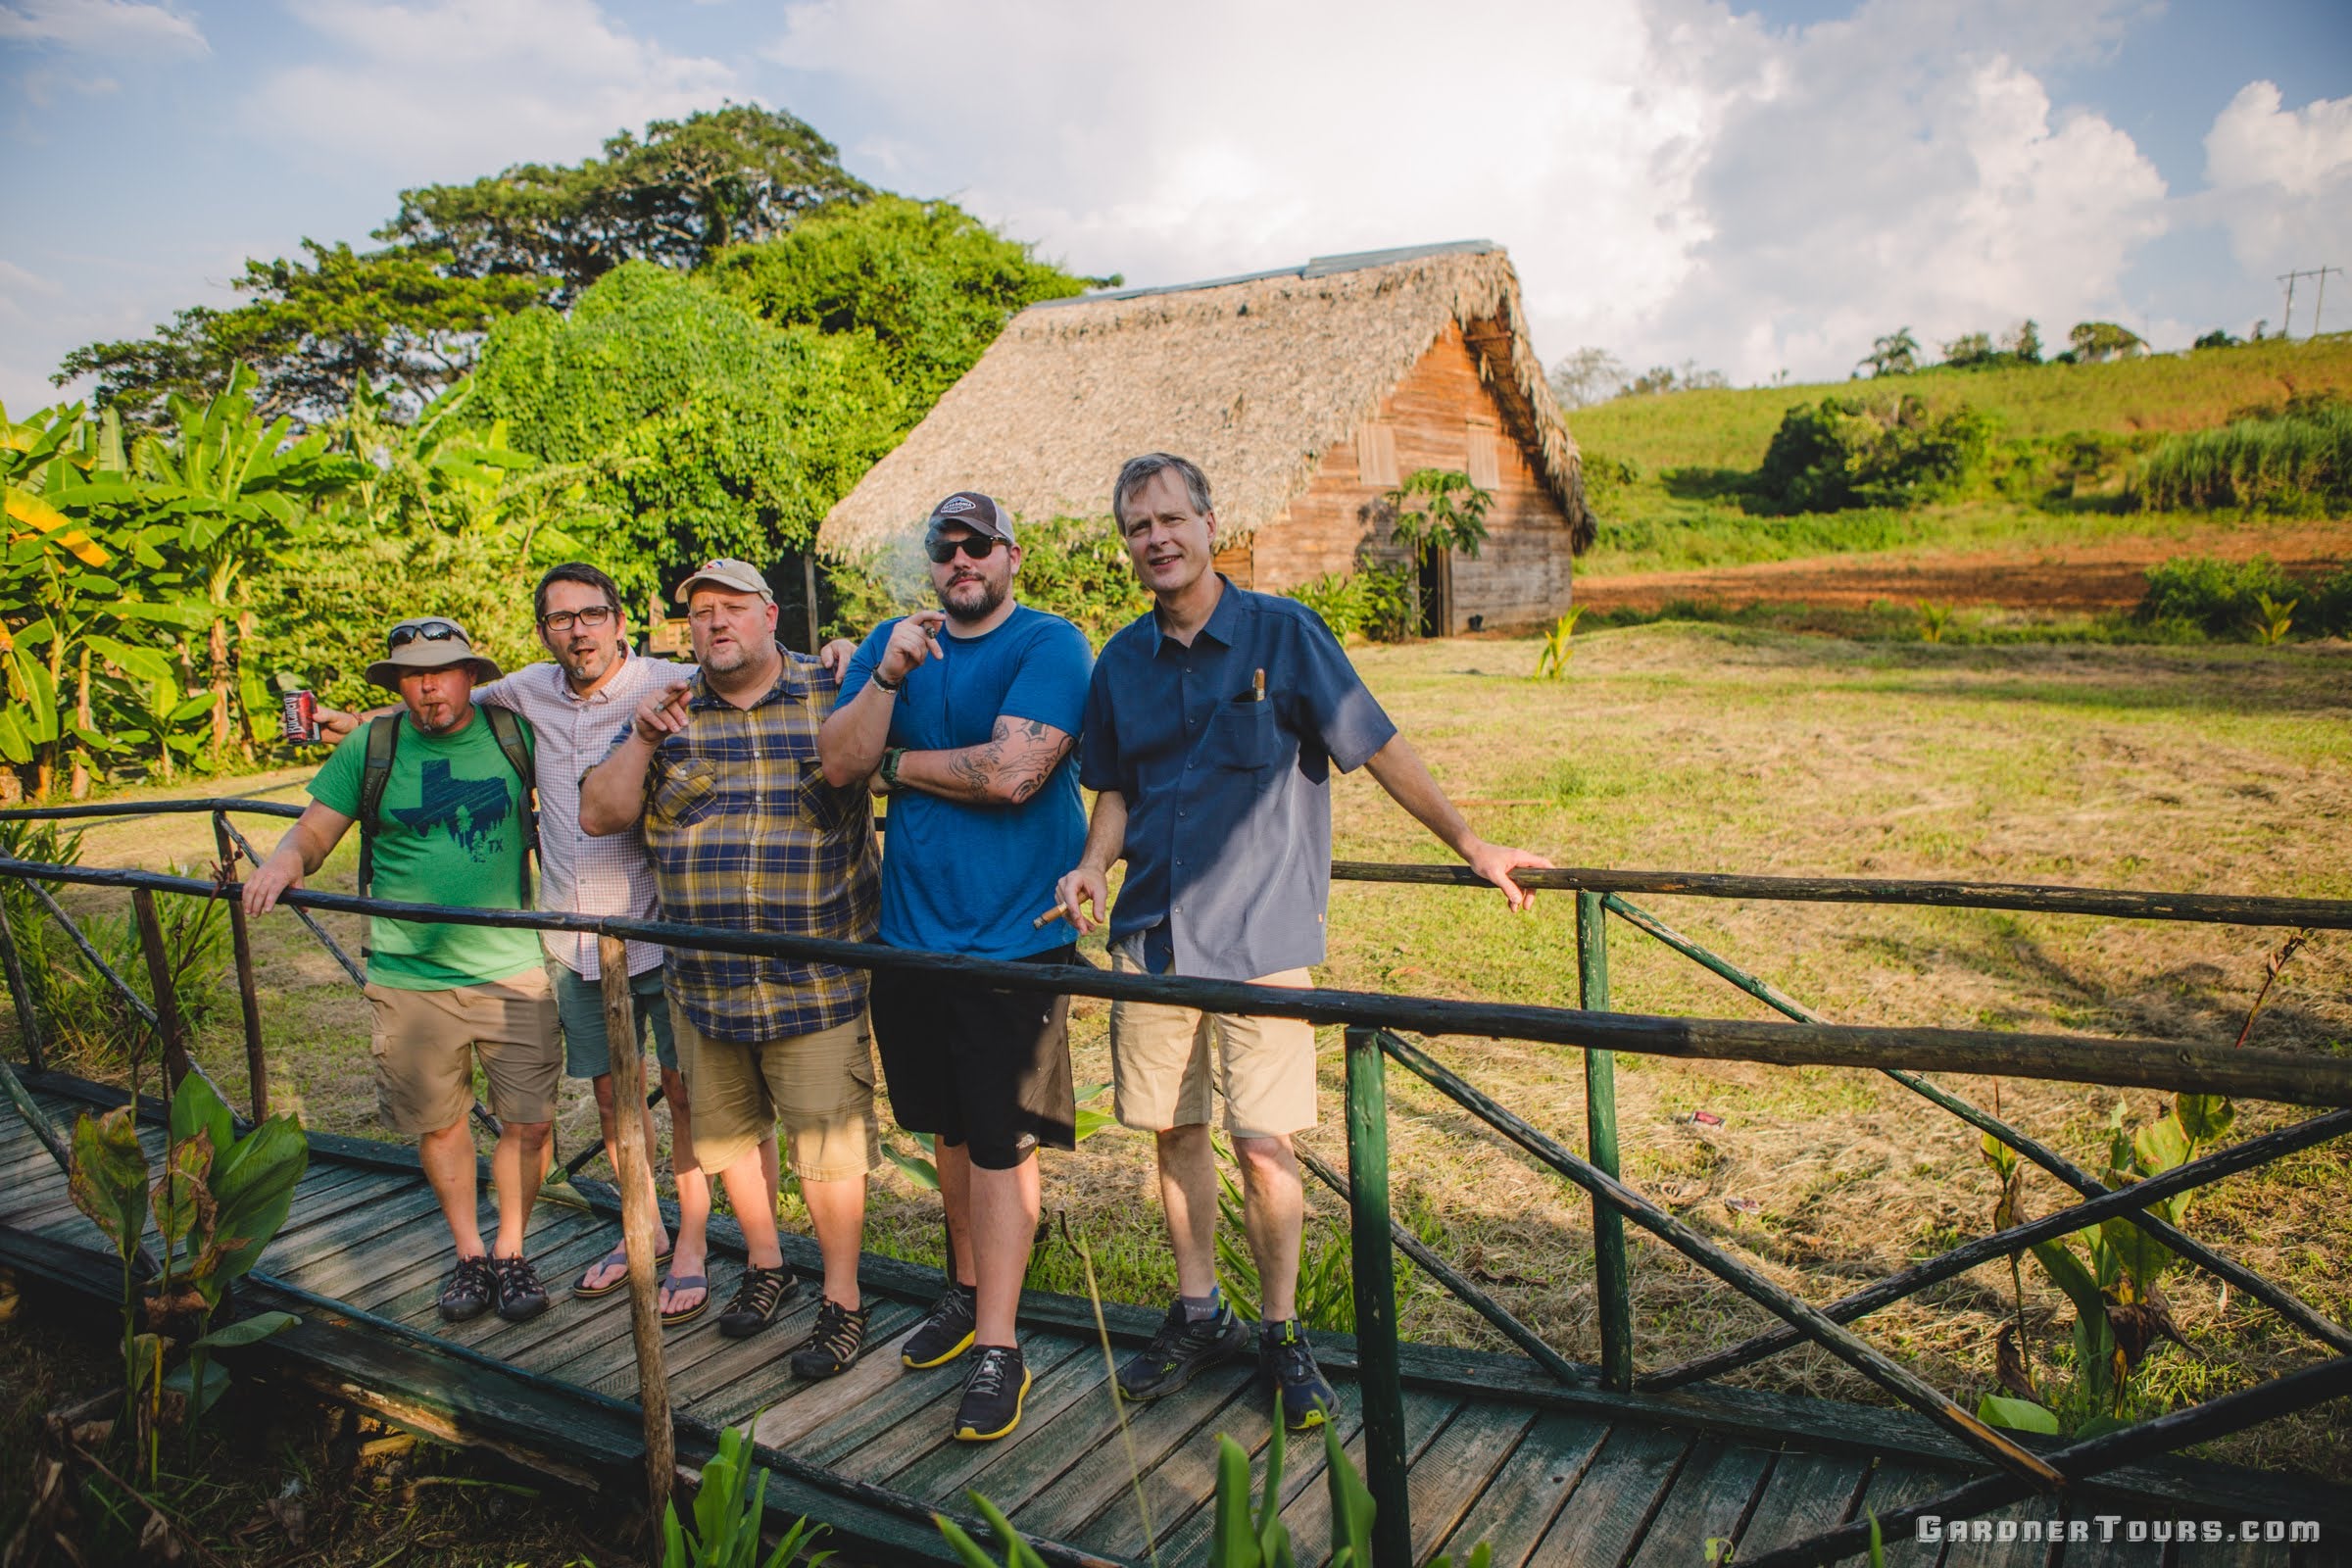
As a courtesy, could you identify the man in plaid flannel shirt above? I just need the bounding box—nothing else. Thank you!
[582,559,884,1378]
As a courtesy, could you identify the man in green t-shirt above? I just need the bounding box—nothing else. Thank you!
[245,616,563,1325]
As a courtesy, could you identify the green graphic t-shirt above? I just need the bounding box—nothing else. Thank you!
[309,712,545,991]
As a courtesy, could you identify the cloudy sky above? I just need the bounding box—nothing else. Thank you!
[3,0,2347,416]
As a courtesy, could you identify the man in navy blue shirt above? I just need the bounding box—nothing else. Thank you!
[1055,453,1550,1432]
[821,491,1093,1443]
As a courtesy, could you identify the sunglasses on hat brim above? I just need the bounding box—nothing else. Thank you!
[387,619,466,650]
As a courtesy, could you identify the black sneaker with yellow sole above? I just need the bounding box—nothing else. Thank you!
[903,1281,978,1369]
[952,1345,1031,1442]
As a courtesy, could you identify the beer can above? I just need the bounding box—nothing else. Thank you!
[280,689,320,744]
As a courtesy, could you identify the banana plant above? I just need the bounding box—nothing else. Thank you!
[106,368,365,755]
[1978,1094,2229,1436]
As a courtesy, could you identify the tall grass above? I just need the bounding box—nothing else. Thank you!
[2137,395,2352,514]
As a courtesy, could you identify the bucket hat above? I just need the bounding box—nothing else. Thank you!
[365,616,504,690]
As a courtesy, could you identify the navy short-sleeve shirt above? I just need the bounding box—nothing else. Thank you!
[1079,578,1396,981]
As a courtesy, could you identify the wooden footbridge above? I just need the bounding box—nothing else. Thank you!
[3,798,2350,1568]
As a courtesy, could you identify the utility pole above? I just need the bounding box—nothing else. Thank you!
[2276,266,2340,339]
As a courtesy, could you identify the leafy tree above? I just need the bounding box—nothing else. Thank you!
[2008,318,2043,364]
[379,104,869,304]
[1856,328,1920,378]
[1622,361,1729,397]
[1751,393,1990,513]
[469,262,905,603]
[1941,331,1997,368]
[59,242,542,427]
[2068,320,2145,363]
[703,195,1096,408]
[2193,329,2242,351]
[1545,346,1627,409]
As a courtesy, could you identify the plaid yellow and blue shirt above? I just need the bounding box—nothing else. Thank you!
[628,648,879,1043]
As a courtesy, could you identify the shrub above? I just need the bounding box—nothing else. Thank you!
[1749,394,1991,514]
[1285,564,1416,643]
[2134,554,2352,640]
[1008,516,1152,647]
[2137,393,2352,514]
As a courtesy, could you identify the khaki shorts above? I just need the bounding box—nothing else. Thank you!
[676,1012,878,1182]
[366,969,561,1136]
[1108,945,1317,1138]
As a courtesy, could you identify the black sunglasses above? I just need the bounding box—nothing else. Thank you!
[387,619,464,650]
[926,535,1004,564]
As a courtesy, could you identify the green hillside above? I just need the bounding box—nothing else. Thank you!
[1566,336,2352,574]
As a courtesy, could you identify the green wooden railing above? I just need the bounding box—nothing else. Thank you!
[2,798,2350,1568]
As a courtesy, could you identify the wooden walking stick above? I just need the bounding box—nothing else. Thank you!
[599,935,674,1537]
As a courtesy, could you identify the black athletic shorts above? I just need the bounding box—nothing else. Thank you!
[869,944,1078,1170]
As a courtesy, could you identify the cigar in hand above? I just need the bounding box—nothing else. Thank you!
[1032,903,1071,931]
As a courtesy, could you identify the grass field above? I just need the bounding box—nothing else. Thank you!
[15,624,2350,1480]
[1569,336,2352,577]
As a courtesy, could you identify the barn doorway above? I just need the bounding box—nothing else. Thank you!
[1417,549,1453,637]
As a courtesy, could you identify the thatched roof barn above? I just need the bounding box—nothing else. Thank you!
[821,239,1593,635]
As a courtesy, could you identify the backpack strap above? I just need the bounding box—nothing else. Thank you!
[355,714,402,957]
[481,704,538,908]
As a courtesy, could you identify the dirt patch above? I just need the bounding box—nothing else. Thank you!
[1574,519,2352,614]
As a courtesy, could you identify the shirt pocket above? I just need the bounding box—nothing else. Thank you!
[794,759,857,831]
[649,758,720,830]
[1200,698,1279,785]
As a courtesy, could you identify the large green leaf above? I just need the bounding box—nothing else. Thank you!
[1324,1421,1377,1568]
[0,707,32,764]
[170,1071,235,1160]
[101,597,216,630]
[1211,1434,1262,1568]
[81,634,176,689]
[191,1309,299,1350]
[2175,1095,2234,1148]
[2132,1114,2192,1177]
[208,1114,309,1282]
[69,1106,149,1259]
[1976,1394,2060,1435]
[162,1353,231,1416]
[2100,1210,2176,1298]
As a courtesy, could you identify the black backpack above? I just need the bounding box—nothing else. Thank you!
[355,709,537,953]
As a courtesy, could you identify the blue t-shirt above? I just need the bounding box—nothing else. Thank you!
[841,604,1093,959]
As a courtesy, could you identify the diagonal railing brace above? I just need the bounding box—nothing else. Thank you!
[1604,892,2352,1360]
[1374,1029,2066,1488]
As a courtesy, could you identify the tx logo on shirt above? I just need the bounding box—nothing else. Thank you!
[391,760,514,858]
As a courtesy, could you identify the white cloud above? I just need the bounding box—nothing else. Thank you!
[0,0,206,55]
[762,0,2169,385]
[2192,81,2352,330]
[242,0,739,178]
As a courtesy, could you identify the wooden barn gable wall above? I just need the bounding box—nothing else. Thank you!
[1239,322,1573,632]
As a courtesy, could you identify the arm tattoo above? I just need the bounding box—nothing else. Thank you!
[911,715,1076,805]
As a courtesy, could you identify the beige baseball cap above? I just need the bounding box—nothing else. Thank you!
[672,558,774,604]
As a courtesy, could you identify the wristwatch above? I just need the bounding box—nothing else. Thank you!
[880,747,906,792]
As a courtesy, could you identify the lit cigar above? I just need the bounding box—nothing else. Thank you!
[1032,903,1071,930]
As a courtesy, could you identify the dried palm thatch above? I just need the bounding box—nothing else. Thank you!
[821,239,1592,557]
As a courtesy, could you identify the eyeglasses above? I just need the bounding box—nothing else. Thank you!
[540,605,617,634]
[926,535,1004,564]
[387,618,464,650]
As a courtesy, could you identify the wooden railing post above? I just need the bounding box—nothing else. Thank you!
[214,812,270,1121]
[130,886,194,1091]
[599,935,673,1536]
[1579,890,1633,1392]
[1344,1026,1412,1568]
[0,893,45,1071]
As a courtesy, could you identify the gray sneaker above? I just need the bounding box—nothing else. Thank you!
[1116,1298,1251,1402]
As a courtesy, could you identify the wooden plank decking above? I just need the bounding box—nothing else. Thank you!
[4,1073,2346,1568]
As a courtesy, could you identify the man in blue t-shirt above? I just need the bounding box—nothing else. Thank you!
[820,491,1092,1444]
